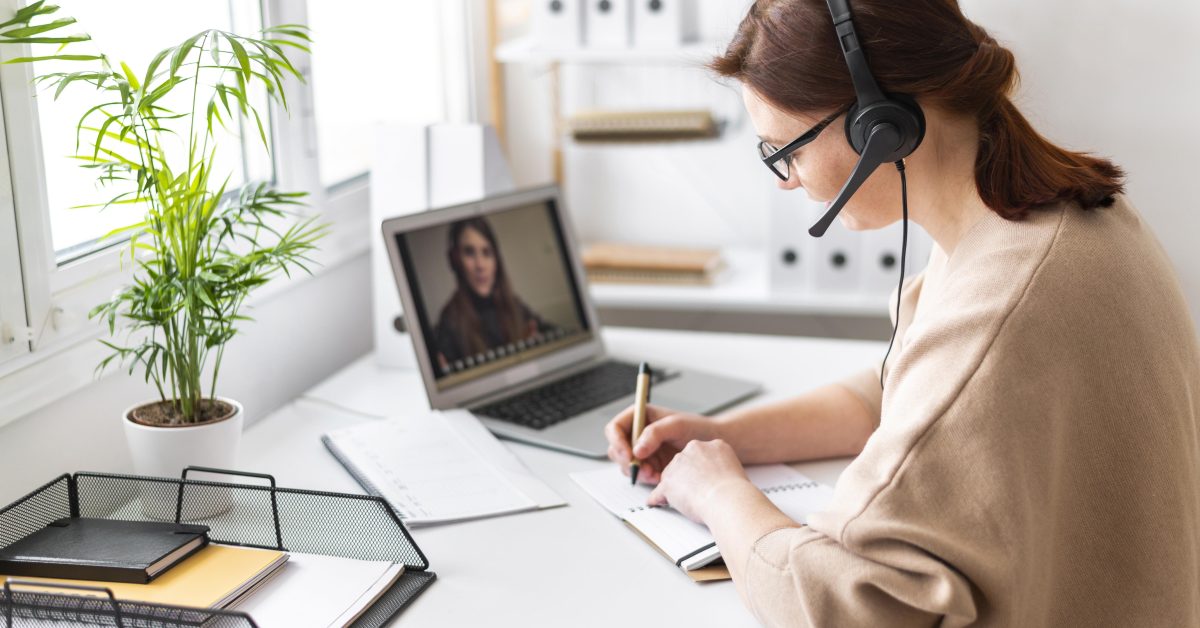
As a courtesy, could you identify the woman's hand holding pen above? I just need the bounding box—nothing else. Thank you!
[604,404,719,485]
[604,403,756,523]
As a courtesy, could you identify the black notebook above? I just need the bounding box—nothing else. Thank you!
[0,518,209,584]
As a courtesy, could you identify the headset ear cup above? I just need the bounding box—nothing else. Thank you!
[844,102,865,155]
[887,93,926,159]
[843,96,926,161]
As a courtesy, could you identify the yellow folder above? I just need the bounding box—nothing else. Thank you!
[1,544,288,609]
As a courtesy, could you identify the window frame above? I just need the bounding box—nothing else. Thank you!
[0,80,28,365]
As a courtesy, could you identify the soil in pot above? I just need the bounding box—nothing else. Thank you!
[128,398,235,427]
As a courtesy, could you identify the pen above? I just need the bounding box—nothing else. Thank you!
[630,362,651,485]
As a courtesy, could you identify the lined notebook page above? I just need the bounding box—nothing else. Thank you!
[324,417,539,525]
[571,464,834,570]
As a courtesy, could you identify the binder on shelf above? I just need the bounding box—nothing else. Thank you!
[768,188,821,293]
[811,217,862,294]
[0,467,435,628]
[585,0,631,49]
[532,0,585,50]
[631,0,699,48]
[860,220,934,295]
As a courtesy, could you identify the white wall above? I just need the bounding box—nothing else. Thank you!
[958,0,1200,327]
[0,253,372,505]
[499,0,1200,328]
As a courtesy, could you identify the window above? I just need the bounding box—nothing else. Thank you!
[0,0,481,422]
[306,0,447,188]
[20,0,268,264]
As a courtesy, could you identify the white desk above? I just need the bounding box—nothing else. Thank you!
[240,327,884,626]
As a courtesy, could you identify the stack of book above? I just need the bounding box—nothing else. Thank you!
[0,516,403,627]
[568,109,718,142]
[581,241,725,286]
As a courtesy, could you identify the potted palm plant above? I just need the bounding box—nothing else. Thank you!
[1,2,323,482]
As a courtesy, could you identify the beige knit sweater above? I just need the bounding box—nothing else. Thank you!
[744,197,1200,626]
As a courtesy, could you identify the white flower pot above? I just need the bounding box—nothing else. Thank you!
[122,398,243,520]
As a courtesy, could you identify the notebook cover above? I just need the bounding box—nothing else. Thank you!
[0,518,210,584]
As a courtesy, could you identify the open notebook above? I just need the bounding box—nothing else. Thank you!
[322,409,565,526]
[571,465,834,581]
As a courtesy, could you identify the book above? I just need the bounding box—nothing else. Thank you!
[581,242,724,285]
[232,552,405,628]
[0,518,209,584]
[322,409,565,526]
[569,109,718,142]
[1,544,289,609]
[570,465,834,582]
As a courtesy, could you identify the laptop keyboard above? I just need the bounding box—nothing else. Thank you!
[474,361,674,431]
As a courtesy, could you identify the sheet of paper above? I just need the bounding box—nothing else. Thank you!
[570,464,817,516]
[768,483,836,526]
[325,413,545,525]
[440,409,566,509]
[232,552,403,628]
[571,464,835,572]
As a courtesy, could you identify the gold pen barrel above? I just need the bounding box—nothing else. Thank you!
[630,370,651,463]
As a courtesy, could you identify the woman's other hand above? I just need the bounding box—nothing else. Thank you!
[648,439,751,523]
[604,404,720,485]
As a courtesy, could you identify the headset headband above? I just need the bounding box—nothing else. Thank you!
[825,0,885,108]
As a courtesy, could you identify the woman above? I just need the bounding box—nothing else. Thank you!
[432,217,551,372]
[605,1,1200,625]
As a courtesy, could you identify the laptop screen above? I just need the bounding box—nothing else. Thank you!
[393,197,592,390]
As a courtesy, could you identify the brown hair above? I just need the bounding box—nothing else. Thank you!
[445,217,529,355]
[711,0,1124,219]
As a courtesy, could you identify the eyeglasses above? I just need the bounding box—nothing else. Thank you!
[757,107,848,181]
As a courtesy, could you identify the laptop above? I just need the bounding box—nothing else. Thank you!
[381,185,760,458]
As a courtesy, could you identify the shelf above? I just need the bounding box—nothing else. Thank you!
[495,37,725,65]
[587,247,891,318]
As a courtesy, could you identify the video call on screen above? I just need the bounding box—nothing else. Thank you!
[398,201,590,383]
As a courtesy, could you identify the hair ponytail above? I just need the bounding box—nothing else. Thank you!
[711,0,1124,219]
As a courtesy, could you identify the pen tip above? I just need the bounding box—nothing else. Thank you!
[630,465,640,486]
[638,362,649,376]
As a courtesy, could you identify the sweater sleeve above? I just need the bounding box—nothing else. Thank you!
[835,365,883,429]
[743,526,977,627]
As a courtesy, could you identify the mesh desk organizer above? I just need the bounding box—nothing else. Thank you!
[0,467,435,627]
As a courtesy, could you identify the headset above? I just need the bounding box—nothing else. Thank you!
[809,0,926,238]
[810,0,927,387]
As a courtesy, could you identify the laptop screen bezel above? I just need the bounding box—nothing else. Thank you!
[380,185,607,410]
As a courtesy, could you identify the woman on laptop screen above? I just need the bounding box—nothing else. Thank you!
[432,217,554,374]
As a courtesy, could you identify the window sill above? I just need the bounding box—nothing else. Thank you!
[0,176,371,429]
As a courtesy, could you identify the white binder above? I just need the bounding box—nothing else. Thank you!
[811,215,862,293]
[768,187,821,293]
[585,0,631,49]
[533,0,585,51]
[860,220,933,295]
[631,0,699,48]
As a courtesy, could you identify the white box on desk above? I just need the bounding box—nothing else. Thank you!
[533,0,585,50]
[585,0,631,49]
[370,124,514,369]
[631,0,699,48]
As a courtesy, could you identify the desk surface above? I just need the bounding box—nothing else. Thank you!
[241,327,883,627]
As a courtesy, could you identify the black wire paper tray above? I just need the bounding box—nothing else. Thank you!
[0,467,436,627]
